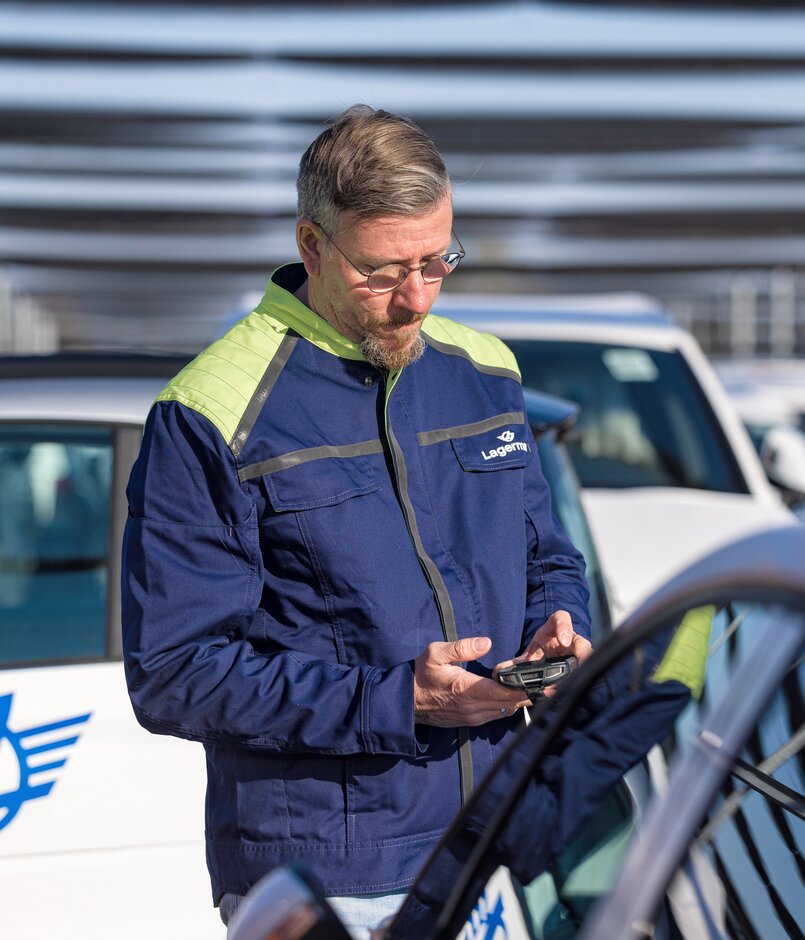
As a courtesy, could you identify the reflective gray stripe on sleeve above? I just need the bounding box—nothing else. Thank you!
[424,335,522,383]
[230,332,298,458]
[386,422,475,801]
[417,411,525,447]
[238,439,384,482]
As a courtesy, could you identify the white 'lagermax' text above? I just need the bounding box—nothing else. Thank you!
[481,441,530,461]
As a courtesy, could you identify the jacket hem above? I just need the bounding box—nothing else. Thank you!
[206,829,441,899]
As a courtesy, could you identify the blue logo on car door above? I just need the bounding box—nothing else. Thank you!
[0,693,91,831]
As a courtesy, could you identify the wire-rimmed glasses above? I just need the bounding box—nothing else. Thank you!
[315,222,465,294]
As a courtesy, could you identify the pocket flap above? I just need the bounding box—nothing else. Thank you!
[451,427,532,472]
[263,454,379,512]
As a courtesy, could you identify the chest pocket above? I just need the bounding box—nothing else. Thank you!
[260,448,381,512]
[449,425,532,472]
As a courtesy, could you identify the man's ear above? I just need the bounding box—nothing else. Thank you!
[296,219,324,278]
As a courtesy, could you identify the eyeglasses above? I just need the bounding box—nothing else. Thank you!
[314,222,465,294]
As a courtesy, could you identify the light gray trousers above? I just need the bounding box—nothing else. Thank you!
[219,889,407,940]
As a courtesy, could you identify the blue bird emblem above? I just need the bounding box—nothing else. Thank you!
[0,692,91,832]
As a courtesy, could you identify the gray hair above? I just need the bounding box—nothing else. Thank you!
[297,104,451,235]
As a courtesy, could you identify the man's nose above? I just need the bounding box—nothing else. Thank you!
[394,268,433,313]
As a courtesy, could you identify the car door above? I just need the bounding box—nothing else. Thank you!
[0,420,220,940]
[383,526,805,940]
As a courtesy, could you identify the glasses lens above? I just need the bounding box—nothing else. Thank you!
[367,266,405,293]
[422,255,458,282]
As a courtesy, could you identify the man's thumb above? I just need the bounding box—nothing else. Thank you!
[435,636,491,664]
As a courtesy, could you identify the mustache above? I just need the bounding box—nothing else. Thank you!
[386,309,427,326]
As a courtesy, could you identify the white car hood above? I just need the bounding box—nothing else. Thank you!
[582,487,797,620]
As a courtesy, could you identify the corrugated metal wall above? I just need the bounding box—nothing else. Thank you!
[2,1,805,354]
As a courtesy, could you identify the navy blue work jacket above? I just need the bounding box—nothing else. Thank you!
[121,264,590,901]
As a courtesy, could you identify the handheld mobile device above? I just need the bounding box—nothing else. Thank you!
[496,655,578,702]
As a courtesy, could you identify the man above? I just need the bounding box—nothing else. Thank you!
[121,105,592,938]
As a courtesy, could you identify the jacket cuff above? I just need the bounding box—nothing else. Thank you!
[522,598,592,653]
[561,599,593,642]
[360,660,417,756]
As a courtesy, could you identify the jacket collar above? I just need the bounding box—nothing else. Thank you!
[255,263,365,361]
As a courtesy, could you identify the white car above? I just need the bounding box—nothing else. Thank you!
[0,354,611,939]
[713,356,805,515]
[713,357,805,436]
[0,355,223,940]
[434,293,796,616]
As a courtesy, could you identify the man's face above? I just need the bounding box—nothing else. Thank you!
[298,195,454,371]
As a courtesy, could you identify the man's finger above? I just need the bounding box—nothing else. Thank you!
[549,610,574,647]
[469,674,529,704]
[489,700,529,721]
[492,653,530,677]
[428,636,491,666]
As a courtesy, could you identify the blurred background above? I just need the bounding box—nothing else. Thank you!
[3,0,805,360]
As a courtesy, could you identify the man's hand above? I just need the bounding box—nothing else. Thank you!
[493,610,593,694]
[414,637,529,727]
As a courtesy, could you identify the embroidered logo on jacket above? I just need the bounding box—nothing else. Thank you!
[481,431,530,461]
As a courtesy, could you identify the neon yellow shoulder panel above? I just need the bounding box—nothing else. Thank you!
[155,311,289,443]
[422,314,521,379]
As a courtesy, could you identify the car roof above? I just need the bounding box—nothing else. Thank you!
[431,293,686,349]
[0,377,168,424]
[0,352,193,380]
[0,354,191,424]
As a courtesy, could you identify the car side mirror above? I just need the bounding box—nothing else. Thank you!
[760,423,805,501]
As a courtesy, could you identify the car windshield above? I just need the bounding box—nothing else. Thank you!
[509,340,748,494]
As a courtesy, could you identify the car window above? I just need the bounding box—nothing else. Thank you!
[509,341,748,494]
[535,431,611,645]
[0,425,113,667]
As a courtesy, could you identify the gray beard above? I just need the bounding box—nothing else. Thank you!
[360,334,425,372]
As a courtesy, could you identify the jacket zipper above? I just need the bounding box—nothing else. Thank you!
[382,369,474,805]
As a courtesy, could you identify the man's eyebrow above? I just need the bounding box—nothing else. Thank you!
[365,241,454,268]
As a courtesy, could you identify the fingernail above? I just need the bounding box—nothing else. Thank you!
[473,637,490,652]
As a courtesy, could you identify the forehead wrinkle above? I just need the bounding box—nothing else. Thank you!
[343,197,454,268]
